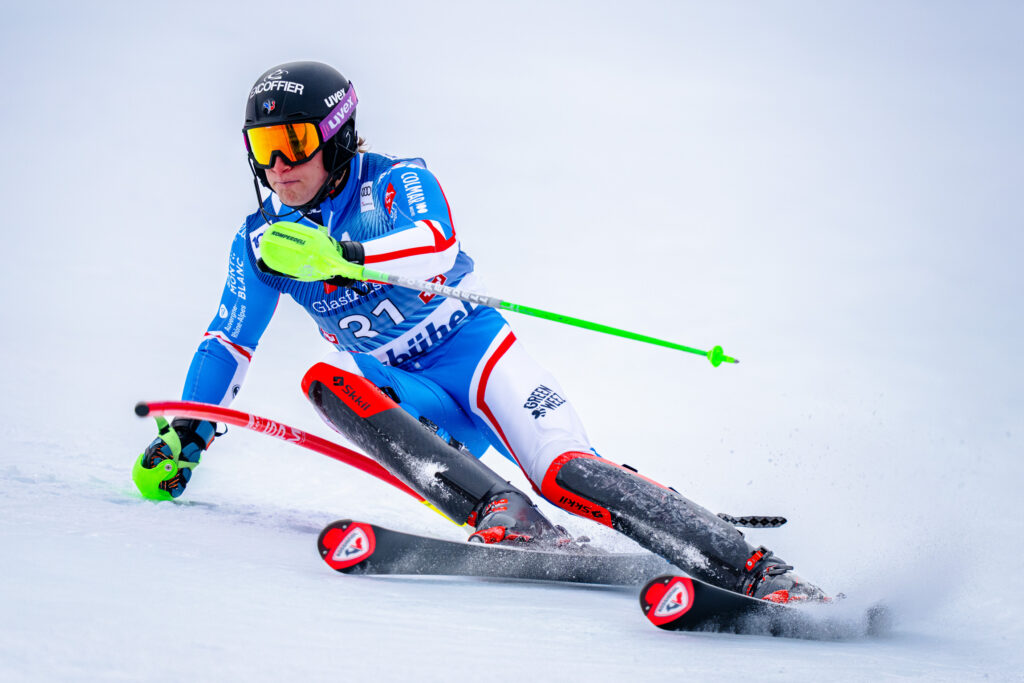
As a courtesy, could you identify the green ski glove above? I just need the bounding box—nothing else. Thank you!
[259,221,366,285]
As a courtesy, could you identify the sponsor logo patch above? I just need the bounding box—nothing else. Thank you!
[653,579,693,619]
[360,181,374,212]
[248,70,304,99]
[557,496,606,520]
[249,224,269,259]
[400,171,428,215]
[524,385,566,419]
[418,274,447,304]
[321,522,377,571]
[332,376,375,414]
[227,254,247,300]
[318,86,357,141]
[642,577,697,627]
[311,282,385,313]
[324,88,347,108]
[381,300,476,367]
[332,526,373,563]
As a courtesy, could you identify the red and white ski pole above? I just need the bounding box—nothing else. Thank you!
[134,400,460,524]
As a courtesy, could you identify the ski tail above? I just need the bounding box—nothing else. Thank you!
[319,520,378,572]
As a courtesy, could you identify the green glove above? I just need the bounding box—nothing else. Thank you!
[132,417,215,500]
[259,221,366,284]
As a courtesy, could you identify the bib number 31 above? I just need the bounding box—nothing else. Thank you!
[338,299,405,338]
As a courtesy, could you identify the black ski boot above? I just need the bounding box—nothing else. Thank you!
[467,487,570,546]
[739,546,827,603]
[541,451,828,602]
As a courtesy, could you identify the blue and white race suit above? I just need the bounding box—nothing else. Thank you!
[184,152,592,486]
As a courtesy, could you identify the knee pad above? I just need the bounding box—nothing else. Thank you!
[302,362,395,423]
[540,452,672,528]
[301,361,532,525]
[540,452,615,527]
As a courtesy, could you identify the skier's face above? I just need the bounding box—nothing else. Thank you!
[265,150,329,207]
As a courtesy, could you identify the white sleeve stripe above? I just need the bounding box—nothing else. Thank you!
[204,331,254,362]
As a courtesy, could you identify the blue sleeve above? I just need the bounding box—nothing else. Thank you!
[182,225,280,405]
[378,163,456,240]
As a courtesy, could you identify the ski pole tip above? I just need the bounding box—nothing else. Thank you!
[706,346,739,367]
[134,402,150,417]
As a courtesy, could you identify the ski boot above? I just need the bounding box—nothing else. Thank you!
[739,546,827,604]
[467,487,570,546]
[541,451,827,602]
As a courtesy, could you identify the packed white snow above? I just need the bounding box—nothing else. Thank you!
[2,2,1021,681]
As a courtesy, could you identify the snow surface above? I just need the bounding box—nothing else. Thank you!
[2,2,1022,681]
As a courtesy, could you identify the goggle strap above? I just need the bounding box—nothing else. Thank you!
[318,85,358,142]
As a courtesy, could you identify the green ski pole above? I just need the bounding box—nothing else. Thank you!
[259,222,739,367]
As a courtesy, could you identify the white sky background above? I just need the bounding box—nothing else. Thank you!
[1,1,1022,676]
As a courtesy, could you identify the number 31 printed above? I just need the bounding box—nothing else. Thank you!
[338,299,405,338]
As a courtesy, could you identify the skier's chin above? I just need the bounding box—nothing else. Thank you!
[273,182,316,207]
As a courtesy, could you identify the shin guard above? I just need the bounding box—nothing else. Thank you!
[541,452,754,589]
[302,362,530,525]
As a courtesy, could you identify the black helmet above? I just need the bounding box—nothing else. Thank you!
[243,61,358,211]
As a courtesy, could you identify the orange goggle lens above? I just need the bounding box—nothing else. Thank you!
[245,122,322,168]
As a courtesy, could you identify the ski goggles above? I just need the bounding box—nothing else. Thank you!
[244,84,359,169]
[244,122,323,168]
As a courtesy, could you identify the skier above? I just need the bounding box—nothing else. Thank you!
[137,61,824,604]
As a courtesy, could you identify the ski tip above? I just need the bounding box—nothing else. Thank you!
[134,402,150,417]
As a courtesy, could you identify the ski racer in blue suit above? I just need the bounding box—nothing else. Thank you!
[137,61,825,604]
[184,152,503,458]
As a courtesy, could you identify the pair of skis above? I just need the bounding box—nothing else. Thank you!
[317,520,889,639]
[136,400,881,637]
[316,519,847,637]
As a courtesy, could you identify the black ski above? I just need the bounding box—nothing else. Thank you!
[317,519,674,586]
[640,574,889,639]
